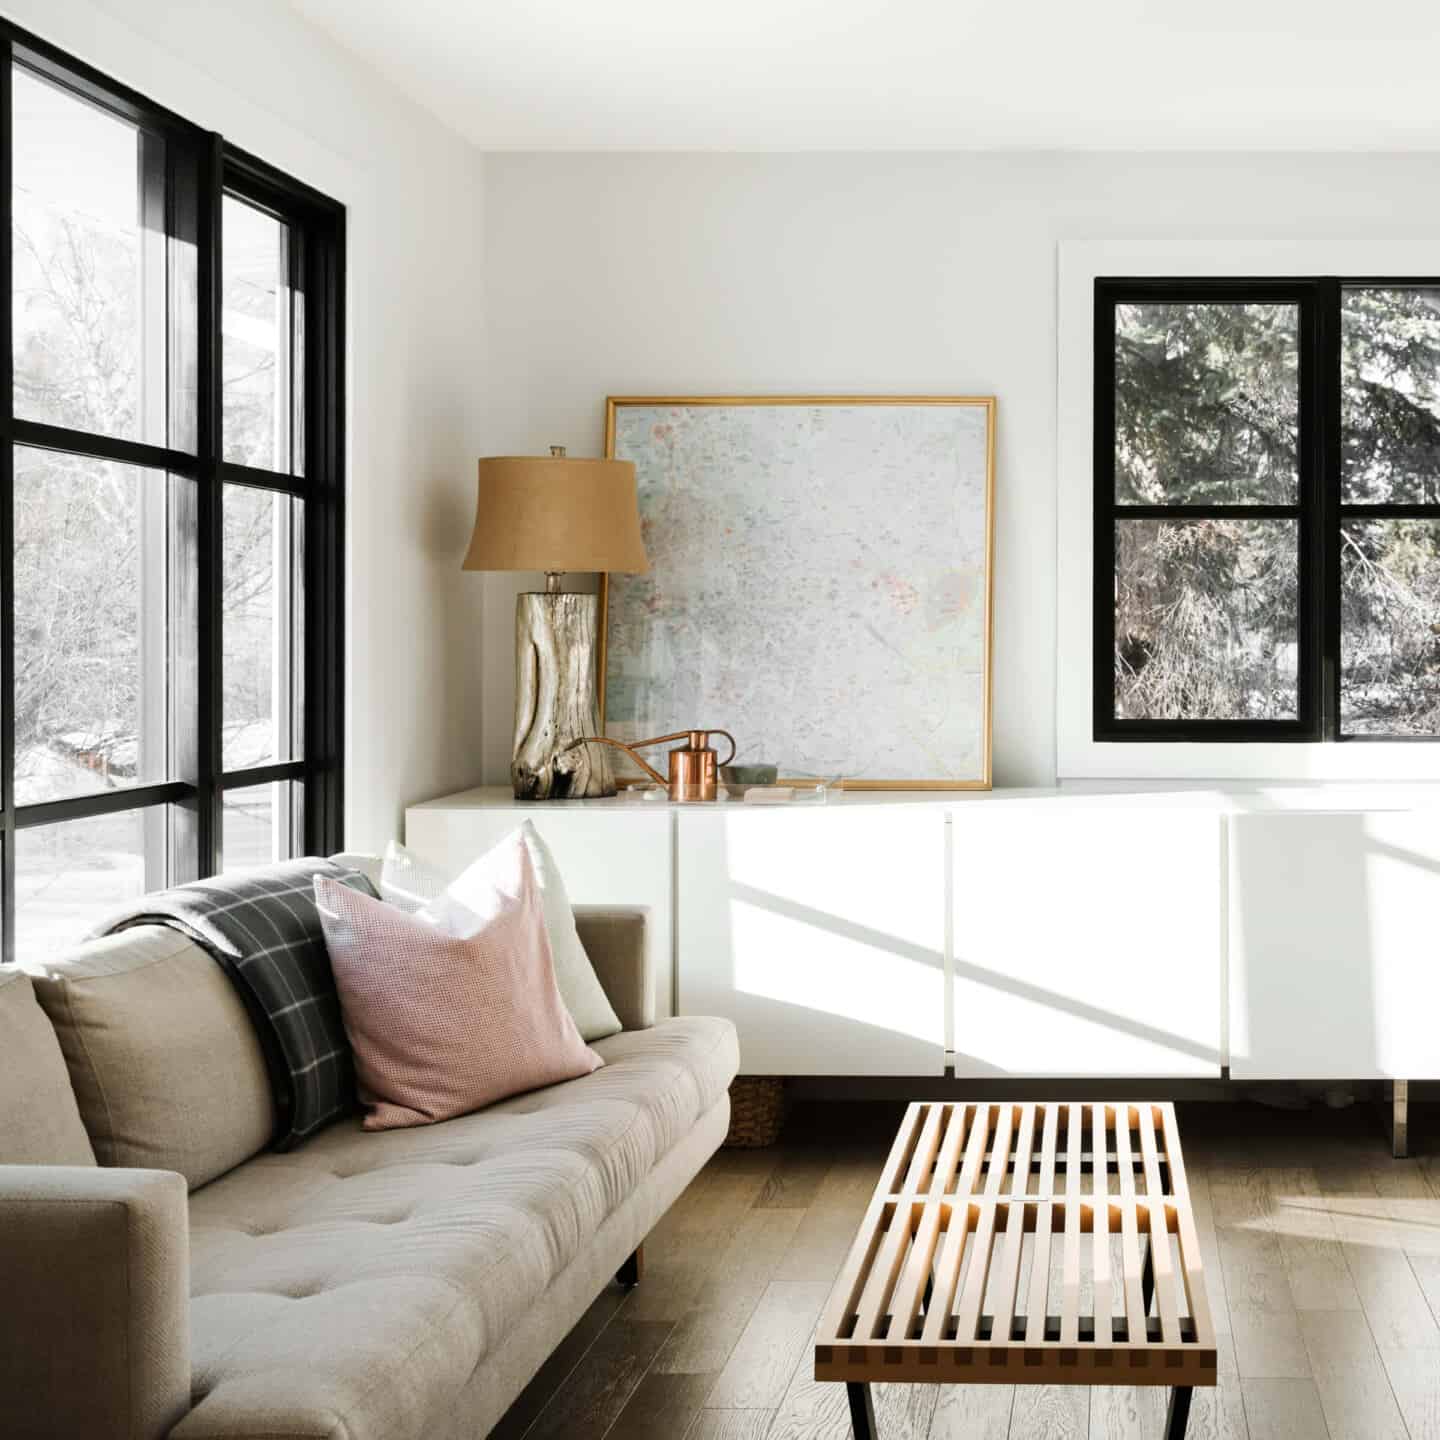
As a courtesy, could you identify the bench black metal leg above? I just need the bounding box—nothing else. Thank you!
[922,1270,934,1314]
[1164,1386,1192,1440]
[847,1381,877,1440]
[1142,1236,1155,1317]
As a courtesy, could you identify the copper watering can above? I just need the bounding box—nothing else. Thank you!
[577,729,737,802]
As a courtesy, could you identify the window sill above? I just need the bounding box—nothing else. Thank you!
[1057,739,1440,784]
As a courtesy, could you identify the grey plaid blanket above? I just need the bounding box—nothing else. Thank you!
[99,859,378,1149]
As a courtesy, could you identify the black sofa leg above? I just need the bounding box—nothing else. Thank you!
[616,1244,644,1289]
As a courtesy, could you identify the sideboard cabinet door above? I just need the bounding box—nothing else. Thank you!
[952,805,1223,1077]
[1229,812,1440,1080]
[677,807,947,1076]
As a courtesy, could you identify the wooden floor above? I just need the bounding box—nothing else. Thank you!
[492,1101,1440,1440]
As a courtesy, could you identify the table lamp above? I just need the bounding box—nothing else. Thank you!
[463,446,648,799]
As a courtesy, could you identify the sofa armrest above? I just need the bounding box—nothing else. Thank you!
[0,1165,190,1440]
[574,907,654,1030]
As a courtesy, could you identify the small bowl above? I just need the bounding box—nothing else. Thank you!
[720,764,780,787]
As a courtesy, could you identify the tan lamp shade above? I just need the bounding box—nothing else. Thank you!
[462,454,648,574]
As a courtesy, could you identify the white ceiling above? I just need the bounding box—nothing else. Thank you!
[290,0,1440,152]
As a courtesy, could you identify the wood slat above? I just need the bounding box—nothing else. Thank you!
[1025,1200,1053,1343]
[1158,1103,1217,1347]
[852,1202,914,1340]
[1114,1108,1147,1340]
[1137,1105,1183,1344]
[953,1103,992,1204]
[886,1199,942,1341]
[900,1103,944,1192]
[1061,1103,1083,1344]
[920,1202,970,1345]
[930,1103,969,1197]
[983,1105,1015,1199]
[953,1203,998,1343]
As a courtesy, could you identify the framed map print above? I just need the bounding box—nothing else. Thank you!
[600,395,996,789]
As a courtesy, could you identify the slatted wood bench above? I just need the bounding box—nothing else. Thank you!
[815,1101,1217,1440]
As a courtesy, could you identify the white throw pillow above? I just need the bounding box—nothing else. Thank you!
[382,827,622,1043]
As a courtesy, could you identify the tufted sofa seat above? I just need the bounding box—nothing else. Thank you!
[0,894,738,1440]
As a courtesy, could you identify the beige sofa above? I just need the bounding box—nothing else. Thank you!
[0,905,739,1440]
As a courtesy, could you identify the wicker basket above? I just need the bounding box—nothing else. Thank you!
[724,1076,786,1148]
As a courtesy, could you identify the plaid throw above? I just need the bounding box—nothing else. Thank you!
[100,859,379,1149]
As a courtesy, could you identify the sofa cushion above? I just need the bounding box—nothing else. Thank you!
[0,965,96,1166]
[181,1015,738,1440]
[26,926,274,1189]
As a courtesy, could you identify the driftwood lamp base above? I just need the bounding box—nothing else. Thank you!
[511,590,615,800]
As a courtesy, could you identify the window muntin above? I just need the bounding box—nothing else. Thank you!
[1,31,345,964]
[1098,279,1440,743]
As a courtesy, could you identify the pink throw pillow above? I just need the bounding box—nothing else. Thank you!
[314,838,602,1130]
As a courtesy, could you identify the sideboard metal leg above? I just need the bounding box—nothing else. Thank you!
[1391,1080,1410,1160]
[847,1381,878,1439]
[1164,1386,1193,1440]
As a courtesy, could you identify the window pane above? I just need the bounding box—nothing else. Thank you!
[223,195,299,472]
[1341,519,1440,735]
[223,486,303,768]
[223,782,300,872]
[1115,518,1299,720]
[15,448,168,803]
[12,66,177,447]
[17,808,164,961]
[1114,302,1299,505]
[1342,287,1440,505]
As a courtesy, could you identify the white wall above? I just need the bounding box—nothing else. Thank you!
[6,0,489,847]
[481,152,1440,787]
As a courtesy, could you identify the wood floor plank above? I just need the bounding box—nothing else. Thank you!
[926,1384,1014,1439]
[523,1318,675,1440]
[774,1157,878,1283]
[706,1281,831,1410]
[1008,1385,1089,1440]
[755,1148,834,1212]
[1229,1304,1312,1380]
[1379,1344,1440,1440]
[489,1287,629,1440]
[1343,1241,1440,1351]
[1240,1377,1332,1440]
[655,1208,807,1373]
[1086,1386,1167,1440]
[656,1279,768,1376]
[769,1322,939,1440]
[1183,1380,1250,1440]
[683,1410,776,1440]
[1297,1309,1408,1440]
[604,1371,716,1440]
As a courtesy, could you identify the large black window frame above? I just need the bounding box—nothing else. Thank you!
[1095,276,1440,744]
[0,23,345,962]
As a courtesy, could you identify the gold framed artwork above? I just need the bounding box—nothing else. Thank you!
[600,395,996,790]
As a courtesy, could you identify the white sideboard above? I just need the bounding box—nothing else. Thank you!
[404,785,1440,1083]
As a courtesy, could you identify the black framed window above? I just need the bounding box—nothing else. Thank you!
[1,23,344,962]
[1096,278,1440,743]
